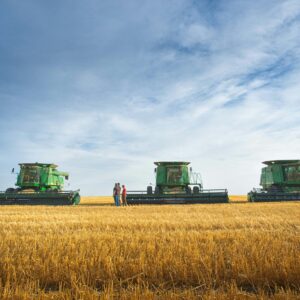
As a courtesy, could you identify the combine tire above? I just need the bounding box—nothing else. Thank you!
[193,186,200,194]
[247,192,254,202]
[147,186,153,195]
[72,193,81,205]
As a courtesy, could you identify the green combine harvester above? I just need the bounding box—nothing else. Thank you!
[127,161,228,204]
[0,163,80,205]
[248,160,300,202]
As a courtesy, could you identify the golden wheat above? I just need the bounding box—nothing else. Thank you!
[0,197,299,299]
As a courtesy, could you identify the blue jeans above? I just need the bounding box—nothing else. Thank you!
[114,195,120,206]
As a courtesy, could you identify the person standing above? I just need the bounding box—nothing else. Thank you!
[116,183,121,206]
[113,183,120,206]
[121,184,127,206]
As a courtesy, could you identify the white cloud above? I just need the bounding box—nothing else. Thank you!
[1,0,300,195]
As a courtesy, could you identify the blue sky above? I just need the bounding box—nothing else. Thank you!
[1,0,300,195]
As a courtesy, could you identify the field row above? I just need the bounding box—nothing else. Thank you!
[0,200,299,299]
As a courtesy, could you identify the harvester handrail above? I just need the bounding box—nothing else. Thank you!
[200,188,226,192]
[127,188,228,194]
[189,171,203,185]
[126,190,149,194]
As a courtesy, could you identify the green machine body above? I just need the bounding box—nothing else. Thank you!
[248,160,300,202]
[127,161,228,204]
[0,163,80,205]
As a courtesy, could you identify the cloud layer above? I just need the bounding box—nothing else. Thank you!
[1,0,300,195]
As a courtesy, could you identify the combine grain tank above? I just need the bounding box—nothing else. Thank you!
[0,163,80,205]
[127,161,228,204]
[248,160,300,202]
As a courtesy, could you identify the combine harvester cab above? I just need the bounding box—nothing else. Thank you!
[127,161,229,204]
[0,163,80,205]
[248,160,300,202]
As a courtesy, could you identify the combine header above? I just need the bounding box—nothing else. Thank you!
[127,161,228,204]
[248,160,300,202]
[0,163,80,205]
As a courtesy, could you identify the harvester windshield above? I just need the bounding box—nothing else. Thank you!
[283,165,300,181]
[166,166,182,184]
[21,166,40,184]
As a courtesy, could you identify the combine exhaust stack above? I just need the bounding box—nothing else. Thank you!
[127,161,228,205]
[0,163,80,205]
[248,160,300,202]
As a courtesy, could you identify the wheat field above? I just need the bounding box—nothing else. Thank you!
[0,197,299,299]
